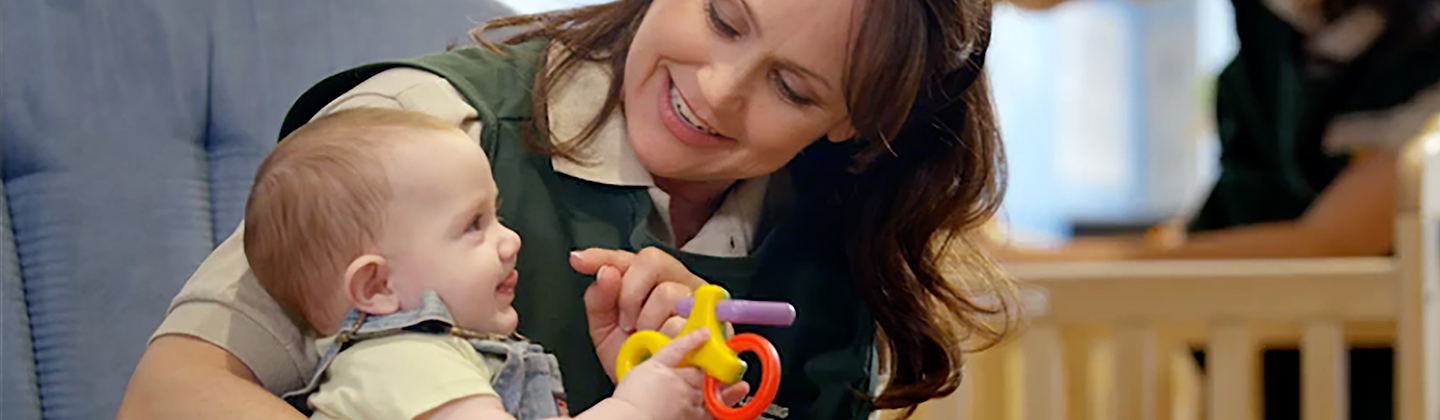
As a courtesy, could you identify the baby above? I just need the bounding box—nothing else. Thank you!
[243,108,709,420]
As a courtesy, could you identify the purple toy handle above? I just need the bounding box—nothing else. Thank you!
[676,298,797,326]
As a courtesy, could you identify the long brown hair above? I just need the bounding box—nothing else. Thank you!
[474,0,1015,416]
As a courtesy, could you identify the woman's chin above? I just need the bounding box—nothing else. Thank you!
[627,116,750,182]
[629,130,700,176]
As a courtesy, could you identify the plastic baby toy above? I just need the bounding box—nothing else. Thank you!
[613,284,794,420]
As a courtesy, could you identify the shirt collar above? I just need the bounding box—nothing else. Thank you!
[545,46,654,187]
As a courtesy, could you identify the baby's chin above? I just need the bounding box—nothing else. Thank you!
[463,306,519,336]
[494,306,520,335]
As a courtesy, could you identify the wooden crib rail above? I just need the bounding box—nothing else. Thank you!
[1006,258,1396,323]
[1003,258,1395,420]
[886,114,1440,420]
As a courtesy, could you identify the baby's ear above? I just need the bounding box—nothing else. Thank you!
[345,255,399,315]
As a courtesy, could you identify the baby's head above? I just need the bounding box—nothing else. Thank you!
[245,108,521,336]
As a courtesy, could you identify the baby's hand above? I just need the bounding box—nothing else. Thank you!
[611,330,712,420]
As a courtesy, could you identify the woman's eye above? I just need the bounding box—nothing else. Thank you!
[706,0,740,38]
[771,72,814,106]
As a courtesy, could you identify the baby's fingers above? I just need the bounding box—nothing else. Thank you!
[648,329,709,366]
[676,367,705,388]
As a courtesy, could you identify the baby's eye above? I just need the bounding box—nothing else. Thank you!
[465,215,484,233]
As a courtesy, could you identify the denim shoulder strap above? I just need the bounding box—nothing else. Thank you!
[280,291,458,413]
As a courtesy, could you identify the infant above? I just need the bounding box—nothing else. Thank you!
[243,107,710,420]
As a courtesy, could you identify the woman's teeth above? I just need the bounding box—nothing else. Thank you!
[670,85,718,136]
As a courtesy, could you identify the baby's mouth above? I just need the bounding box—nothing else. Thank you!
[496,270,518,295]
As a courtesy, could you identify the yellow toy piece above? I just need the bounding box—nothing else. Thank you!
[614,284,747,384]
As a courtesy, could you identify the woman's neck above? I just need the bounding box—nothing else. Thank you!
[653,176,736,246]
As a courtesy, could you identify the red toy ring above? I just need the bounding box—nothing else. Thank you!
[702,333,782,420]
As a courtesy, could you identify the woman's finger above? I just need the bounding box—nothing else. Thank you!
[617,249,668,332]
[640,284,692,333]
[618,248,710,332]
[658,315,688,338]
[639,247,707,288]
[583,266,623,335]
[569,248,636,275]
[583,265,626,380]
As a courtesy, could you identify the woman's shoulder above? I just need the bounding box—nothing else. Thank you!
[343,39,546,102]
[338,68,456,104]
[297,41,551,138]
[318,67,478,125]
[281,61,481,141]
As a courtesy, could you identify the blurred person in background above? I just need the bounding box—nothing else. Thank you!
[994,0,1440,417]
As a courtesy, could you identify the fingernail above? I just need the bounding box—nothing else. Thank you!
[569,251,585,262]
[596,265,611,279]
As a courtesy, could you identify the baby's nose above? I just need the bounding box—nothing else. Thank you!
[498,226,522,259]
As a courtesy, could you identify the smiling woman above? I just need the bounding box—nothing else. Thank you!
[477,1,1011,411]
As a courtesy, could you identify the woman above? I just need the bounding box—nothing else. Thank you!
[998,0,1440,417]
[116,0,1014,419]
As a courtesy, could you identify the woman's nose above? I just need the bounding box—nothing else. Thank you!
[697,60,756,114]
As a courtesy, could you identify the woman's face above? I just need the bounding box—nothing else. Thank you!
[622,0,864,182]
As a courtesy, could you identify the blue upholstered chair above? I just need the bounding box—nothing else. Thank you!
[2,1,515,418]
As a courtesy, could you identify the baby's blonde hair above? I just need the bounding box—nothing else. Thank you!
[244,108,459,333]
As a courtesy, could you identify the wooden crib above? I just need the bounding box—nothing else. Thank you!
[894,115,1440,420]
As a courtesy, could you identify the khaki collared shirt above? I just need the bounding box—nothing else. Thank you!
[152,59,769,393]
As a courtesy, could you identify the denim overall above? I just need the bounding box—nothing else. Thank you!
[283,291,569,419]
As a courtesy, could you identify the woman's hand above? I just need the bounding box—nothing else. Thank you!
[572,247,756,416]
[573,247,706,380]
